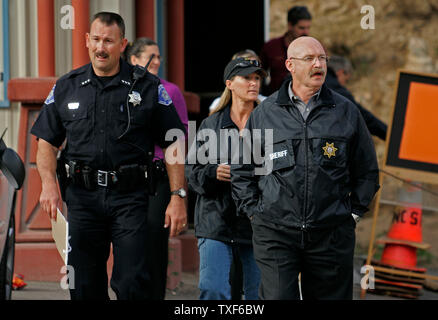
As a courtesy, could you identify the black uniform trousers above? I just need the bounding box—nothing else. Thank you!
[251,214,356,300]
[66,183,151,300]
[145,161,170,299]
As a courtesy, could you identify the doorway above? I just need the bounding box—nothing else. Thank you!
[184,0,265,121]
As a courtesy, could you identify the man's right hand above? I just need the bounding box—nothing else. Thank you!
[40,182,60,221]
[216,164,231,182]
[36,138,61,221]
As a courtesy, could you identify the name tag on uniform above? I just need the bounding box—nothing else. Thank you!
[68,102,79,110]
[269,150,288,160]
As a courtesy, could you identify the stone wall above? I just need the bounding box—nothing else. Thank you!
[270,0,438,161]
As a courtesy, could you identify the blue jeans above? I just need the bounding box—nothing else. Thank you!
[198,238,260,300]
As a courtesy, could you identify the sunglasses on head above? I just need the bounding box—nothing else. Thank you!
[234,59,261,68]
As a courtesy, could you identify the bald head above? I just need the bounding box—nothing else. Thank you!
[285,36,327,100]
[287,36,325,59]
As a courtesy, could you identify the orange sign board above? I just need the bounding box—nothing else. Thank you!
[384,70,438,184]
[399,82,438,165]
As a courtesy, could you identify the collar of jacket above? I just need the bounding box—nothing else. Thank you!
[220,102,258,129]
[275,77,336,109]
[220,104,235,129]
[80,58,133,88]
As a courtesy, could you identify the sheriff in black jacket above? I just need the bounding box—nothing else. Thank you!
[231,37,379,300]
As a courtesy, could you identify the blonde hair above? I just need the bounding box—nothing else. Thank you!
[210,49,261,116]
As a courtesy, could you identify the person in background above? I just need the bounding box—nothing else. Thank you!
[325,55,387,140]
[125,37,189,299]
[208,50,266,300]
[186,57,266,300]
[260,6,312,96]
[209,49,266,114]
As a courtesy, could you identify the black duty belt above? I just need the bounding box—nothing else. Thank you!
[153,159,167,177]
[65,161,148,191]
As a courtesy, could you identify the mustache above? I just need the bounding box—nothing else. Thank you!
[95,51,109,59]
[310,68,325,76]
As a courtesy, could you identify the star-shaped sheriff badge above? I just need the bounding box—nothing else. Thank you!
[128,91,142,106]
[322,142,338,159]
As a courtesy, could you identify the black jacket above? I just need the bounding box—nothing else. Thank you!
[231,81,380,230]
[185,105,253,244]
[325,67,387,140]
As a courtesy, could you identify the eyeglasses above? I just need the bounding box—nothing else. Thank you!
[289,55,329,64]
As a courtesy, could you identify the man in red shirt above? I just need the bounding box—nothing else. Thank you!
[260,6,312,96]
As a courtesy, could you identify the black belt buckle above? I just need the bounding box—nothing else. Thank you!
[97,170,108,187]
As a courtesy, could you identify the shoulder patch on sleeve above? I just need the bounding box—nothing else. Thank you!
[44,84,56,105]
[158,84,173,106]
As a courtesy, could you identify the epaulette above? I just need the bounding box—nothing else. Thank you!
[59,64,90,82]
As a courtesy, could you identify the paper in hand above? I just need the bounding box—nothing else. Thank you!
[51,208,69,265]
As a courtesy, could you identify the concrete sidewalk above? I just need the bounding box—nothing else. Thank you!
[11,271,200,300]
[10,257,438,300]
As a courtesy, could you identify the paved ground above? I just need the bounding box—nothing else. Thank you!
[10,256,438,300]
[11,271,200,300]
[10,270,200,300]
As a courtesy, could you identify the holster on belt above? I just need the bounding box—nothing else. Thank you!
[146,152,157,195]
[116,164,148,193]
[56,152,68,201]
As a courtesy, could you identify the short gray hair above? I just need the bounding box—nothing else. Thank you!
[328,55,353,74]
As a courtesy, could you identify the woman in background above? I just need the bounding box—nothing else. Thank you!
[186,57,266,300]
[208,49,266,114]
[125,38,189,299]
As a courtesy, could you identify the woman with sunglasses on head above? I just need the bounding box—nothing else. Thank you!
[208,49,266,114]
[185,57,266,300]
[125,38,189,300]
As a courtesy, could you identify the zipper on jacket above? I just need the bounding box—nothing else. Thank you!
[302,122,308,234]
[301,104,330,231]
[285,102,309,234]
[300,224,307,249]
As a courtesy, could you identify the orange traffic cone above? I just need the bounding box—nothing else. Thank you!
[376,206,430,271]
[368,187,429,299]
[377,206,430,250]
[387,207,423,243]
[381,244,418,270]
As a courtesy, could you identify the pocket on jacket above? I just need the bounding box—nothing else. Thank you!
[313,138,348,168]
[259,138,296,220]
[263,138,295,175]
[61,103,92,149]
[312,137,350,202]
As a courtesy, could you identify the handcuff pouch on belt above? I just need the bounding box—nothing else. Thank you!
[56,152,68,201]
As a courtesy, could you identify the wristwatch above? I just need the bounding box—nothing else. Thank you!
[171,188,187,198]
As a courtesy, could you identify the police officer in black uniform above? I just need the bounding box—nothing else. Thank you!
[31,12,187,300]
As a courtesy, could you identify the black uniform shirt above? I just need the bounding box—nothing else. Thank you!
[31,59,186,170]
